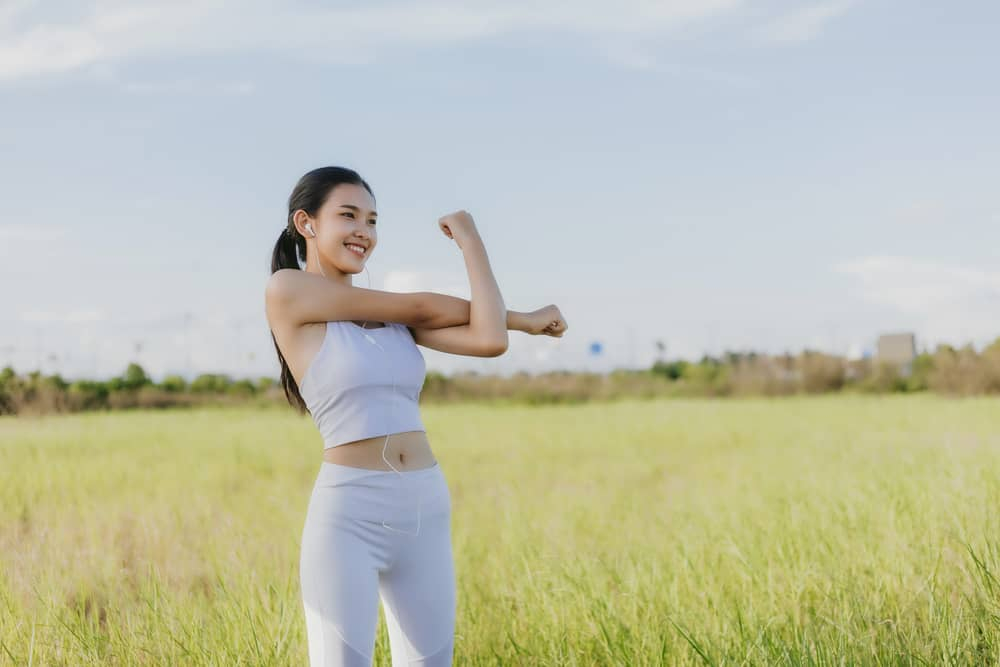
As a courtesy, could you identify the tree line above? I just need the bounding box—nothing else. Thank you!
[2,337,998,416]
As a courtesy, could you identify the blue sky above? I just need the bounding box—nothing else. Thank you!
[1,0,998,381]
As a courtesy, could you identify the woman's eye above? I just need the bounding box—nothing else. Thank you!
[342,211,375,224]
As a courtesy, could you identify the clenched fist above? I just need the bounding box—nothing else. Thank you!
[524,305,568,337]
[438,210,480,250]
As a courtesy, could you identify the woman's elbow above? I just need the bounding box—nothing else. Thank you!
[483,334,509,357]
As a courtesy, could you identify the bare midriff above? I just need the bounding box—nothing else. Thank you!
[322,429,437,471]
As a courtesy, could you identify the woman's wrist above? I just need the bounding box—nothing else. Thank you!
[506,309,528,332]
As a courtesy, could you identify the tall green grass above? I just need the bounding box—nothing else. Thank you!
[2,395,1000,664]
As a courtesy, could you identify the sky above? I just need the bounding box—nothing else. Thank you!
[1,0,998,381]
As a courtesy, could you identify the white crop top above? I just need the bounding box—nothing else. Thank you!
[298,320,427,449]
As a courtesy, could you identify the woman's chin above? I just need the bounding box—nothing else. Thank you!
[335,252,367,271]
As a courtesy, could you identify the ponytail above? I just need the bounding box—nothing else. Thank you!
[271,227,305,274]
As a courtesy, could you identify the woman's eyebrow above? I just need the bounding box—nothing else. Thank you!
[339,204,377,217]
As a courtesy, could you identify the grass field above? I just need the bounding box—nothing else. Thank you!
[2,395,1000,665]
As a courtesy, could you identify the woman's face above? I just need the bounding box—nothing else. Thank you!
[311,183,378,274]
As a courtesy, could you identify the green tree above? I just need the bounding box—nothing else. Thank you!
[160,375,188,393]
[121,363,151,391]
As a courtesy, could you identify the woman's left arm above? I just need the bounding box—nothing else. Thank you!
[402,211,567,355]
[404,309,524,357]
[411,293,530,331]
[406,304,566,355]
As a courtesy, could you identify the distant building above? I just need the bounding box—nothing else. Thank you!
[876,332,917,376]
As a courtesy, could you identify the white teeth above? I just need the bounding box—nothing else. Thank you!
[345,244,365,255]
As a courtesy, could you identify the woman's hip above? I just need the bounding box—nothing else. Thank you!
[304,460,451,525]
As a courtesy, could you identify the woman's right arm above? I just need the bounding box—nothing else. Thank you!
[265,268,430,327]
[265,269,545,335]
[265,269,565,337]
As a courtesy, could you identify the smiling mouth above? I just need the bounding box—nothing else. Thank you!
[345,243,367,257]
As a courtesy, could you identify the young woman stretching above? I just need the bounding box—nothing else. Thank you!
[264,166,567,666]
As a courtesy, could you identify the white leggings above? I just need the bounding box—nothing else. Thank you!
[299,460,456,666]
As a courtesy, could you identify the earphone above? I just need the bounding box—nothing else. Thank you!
[304,221,423,537]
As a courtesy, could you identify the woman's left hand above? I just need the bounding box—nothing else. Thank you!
[523,305,568,337]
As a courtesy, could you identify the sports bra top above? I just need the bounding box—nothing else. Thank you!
[298,320,427,449]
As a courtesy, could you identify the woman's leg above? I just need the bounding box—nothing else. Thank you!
[301,470,397,666]
[378,470,456,666]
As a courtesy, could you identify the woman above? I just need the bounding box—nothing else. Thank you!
[264,166,567,666]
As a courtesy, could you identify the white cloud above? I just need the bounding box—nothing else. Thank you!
[836,255,1000,347]
[757,0,857,43]
[0,0,37,31]
[0,0,744,83]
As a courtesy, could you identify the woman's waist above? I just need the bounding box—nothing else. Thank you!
[321,430,434,470]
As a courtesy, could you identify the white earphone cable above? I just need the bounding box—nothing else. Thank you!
[308,224,422,537]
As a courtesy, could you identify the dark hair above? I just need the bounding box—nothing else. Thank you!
[269,166,376,413]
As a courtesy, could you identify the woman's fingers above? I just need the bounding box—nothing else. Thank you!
[542,319,567,336]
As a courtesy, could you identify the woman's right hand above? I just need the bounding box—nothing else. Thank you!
[438,210,480,250]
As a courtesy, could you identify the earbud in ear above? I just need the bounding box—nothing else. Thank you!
[305,223,315,237]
